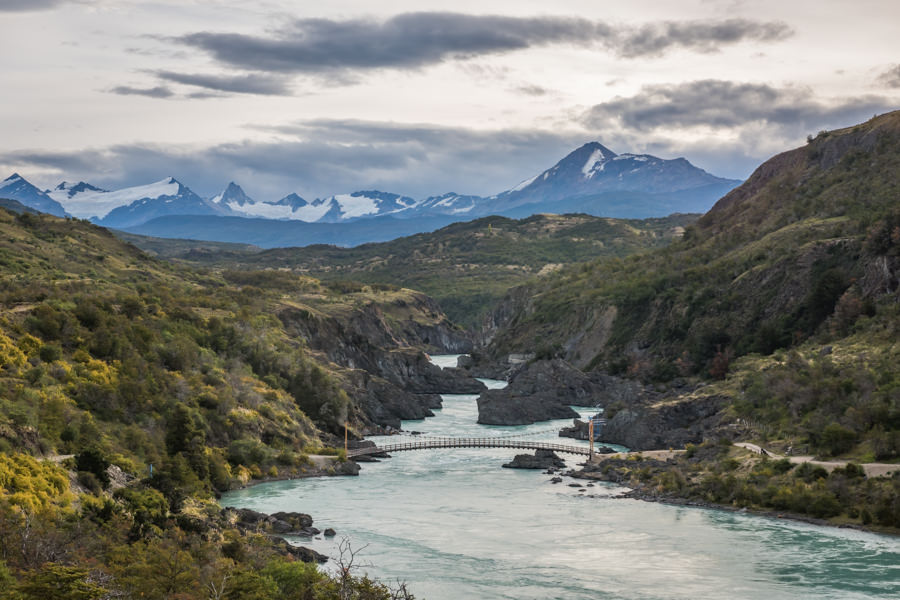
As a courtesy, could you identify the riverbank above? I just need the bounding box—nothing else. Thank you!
[226,454,361,493]
[569,441,900,536]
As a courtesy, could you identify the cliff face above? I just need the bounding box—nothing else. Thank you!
[277,291,483,429]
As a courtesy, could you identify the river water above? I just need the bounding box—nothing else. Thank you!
[222,355,900,599]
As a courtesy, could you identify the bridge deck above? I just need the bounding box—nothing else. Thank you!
[347,438,591,457]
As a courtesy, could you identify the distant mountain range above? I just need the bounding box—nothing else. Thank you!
[0,142,740,246]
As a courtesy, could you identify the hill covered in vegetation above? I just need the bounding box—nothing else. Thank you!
[487,112,900,372]
[124,212,695,329]
[0,208,474,597]
[483,111,900,469]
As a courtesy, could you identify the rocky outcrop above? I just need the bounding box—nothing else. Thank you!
[478,390,578,425]
[275,540,328,564]
[334,460,361,476]
[344,369,439,429]
[479,283,536,347]
[375,350,485,395]
[502,449,566,469]
[600,395,727,450]
[476,360,593,425]
[226,507,320,537]
[278,294,471,366]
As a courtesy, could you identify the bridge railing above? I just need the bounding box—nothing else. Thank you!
[347,438,591,457]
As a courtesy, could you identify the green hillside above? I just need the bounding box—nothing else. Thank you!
[488,112,900,370]
[486,111,900,458]
[0,209,458,598]
[125,212,696,328]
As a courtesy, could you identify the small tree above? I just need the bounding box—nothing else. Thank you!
[75,448,110,489]
[16,564,105,600]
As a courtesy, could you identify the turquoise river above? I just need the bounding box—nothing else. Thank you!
[221,355,900,599]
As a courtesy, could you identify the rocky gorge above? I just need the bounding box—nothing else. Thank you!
[276,293,484,431]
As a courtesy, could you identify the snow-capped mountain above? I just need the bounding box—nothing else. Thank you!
[316,191,417,223]
[394,142,741,220]
[0,174,68,217]
[46,177,211,222]
[210,182,254,208]
[1,140,743,234]
[485,142,741,214]
[407,193,483,217]
[214,188,419,223]
[96,177,230,228]
[50,181,107,199]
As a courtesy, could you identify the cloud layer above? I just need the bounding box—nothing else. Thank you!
[0,122,585,200]
[175,13,792,77]
[154,71,292,96]
[584,80,893,134]
[7,76,894,202]
[110,85,175,99]
[878,65,900,89]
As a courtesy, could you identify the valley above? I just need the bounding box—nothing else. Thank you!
[0,112,898,599]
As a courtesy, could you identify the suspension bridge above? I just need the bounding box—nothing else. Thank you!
[348,437,593,457]
[346,423,609,459]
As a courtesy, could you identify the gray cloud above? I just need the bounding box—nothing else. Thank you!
[583,80,893,133]
[175,13,792,78]
[618,19,791,58]
[154,71,292,95]
[877,65,900,88]
[109,85,175,98]
[515,84,550,96]
[0,0,66,11]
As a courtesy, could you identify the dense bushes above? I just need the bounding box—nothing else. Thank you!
[732,341,900,459]
[0,472,415,600]
[616,443,900,528]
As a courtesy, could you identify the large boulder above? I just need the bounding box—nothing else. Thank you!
[478,390,578,425]
[502,449,566,469]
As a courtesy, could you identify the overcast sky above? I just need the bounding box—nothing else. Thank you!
[1,0,898,200]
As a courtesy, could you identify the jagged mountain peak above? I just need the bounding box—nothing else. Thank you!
[490,141,741,216]
[0,172,69,217]
[212,181,254,207]
[52,181,107,198]
[570,141,618,170]
[270,192,309,208]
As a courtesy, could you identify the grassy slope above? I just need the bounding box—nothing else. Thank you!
[123,212,697,328]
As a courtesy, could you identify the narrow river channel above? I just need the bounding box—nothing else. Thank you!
[221,355,900,599]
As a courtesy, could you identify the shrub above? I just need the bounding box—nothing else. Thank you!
[38,343,61,363]
[76,471,103,495]
[795,462,829,482]
[819,423,858,456]
[75,448,110,489]
[772,458,795,474]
